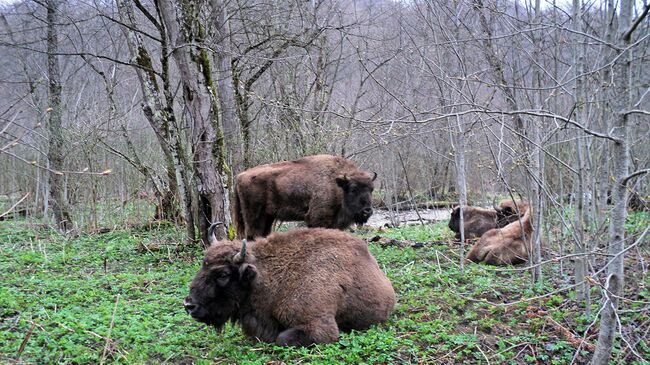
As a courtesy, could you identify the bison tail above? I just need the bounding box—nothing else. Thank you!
[232,183,246,239]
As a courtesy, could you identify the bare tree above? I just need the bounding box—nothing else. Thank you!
[46,0,72,232]
[158,0,232,244]
[592,0,648,362]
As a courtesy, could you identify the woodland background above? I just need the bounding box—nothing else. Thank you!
[0,0,648,363]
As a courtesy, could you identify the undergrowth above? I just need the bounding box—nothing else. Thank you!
[0,214,648,364]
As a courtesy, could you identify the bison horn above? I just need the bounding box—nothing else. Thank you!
[208,222,224,246]
[371,171,377,181]
[233,239,247,264]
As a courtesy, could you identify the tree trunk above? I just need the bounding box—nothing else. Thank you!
[46,0,72,233]
[158,0,232,245]
[592,0,633,362]
[116,0,193,240]
[572,0,589,307]
[450,115,467,271]
[209,0,239,168]
[529,0,543,283]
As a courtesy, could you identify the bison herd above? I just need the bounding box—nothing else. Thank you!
[449,199,534,265]
[185,154,537,346]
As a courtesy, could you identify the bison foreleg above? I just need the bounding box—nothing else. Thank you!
[465,242,485,263]
[275,317,339,346]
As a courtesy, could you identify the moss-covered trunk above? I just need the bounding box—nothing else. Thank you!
[158,0,232,245]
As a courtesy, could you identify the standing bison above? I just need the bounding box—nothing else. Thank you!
[183,228,396,346]
[465,205,533,265]
[448,199,529,239]
[232,154,377,240]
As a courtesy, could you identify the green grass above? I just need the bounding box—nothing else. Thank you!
[626,211,650,233]
[363,221,453,243]
[1,218,648,364]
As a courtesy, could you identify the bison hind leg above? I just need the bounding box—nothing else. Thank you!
[275,317,339,346]
[245,214,274,240]
[262,214,275,237]
[466,242,486,263]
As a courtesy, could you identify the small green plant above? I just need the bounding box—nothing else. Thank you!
[372,221,454,242]
[626,211,650,233]
[1,218,647,364]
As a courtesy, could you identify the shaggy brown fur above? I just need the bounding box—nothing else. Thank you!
[448,199,530,240]
[498,199,530,219]
[448,206,501,239]
[184,228,396,346]
[232,155,376,240]
[465,206,533,265]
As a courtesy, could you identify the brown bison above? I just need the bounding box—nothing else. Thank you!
[232,154,377,240]
[465,206,533,265]
[498,199,530,217]
[448,199,529,240]
[184,227,396,346]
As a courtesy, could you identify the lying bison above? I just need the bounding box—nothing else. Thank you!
[498,199,529,218]
[184,227,396,346]
[466,206,533,265]
[448,199,529,239]
[233,154,377,240]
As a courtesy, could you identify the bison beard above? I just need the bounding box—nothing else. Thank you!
[184,228,396,346]
[232,154,376,240]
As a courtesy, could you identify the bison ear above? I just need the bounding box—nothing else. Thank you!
[239,263,257,284]
[336,175,349,189]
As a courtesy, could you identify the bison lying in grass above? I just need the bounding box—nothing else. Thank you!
[232,154,377,240]
[498,199,529,218]
[448,199,529,240]
[184,227,395,346]
[466,205,533,265]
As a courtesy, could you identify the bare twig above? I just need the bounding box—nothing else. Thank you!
[15,321,36,362]
[100,294,120,365]
[0,192,30,219]
[526,306,595,351]
[396,151,425,226]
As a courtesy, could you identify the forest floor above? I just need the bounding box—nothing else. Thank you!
[0,214,648,364]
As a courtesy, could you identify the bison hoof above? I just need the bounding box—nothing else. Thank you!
[276,328,313,347]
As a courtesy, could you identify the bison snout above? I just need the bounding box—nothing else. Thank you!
[183,297,197,315]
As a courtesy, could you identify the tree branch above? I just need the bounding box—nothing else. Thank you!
[624,109,650,116]
[623,3,650,41]
[622,169,650,185]
[132,0,161,32]
[0,193,30,219]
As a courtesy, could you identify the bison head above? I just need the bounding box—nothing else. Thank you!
[448,206,461,233]
[495,206,517,226]
[336,172,376,224]
[495,200,528,226]
[184,240,257,330]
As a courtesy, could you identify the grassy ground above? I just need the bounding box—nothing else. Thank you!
[1,215,648,364]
